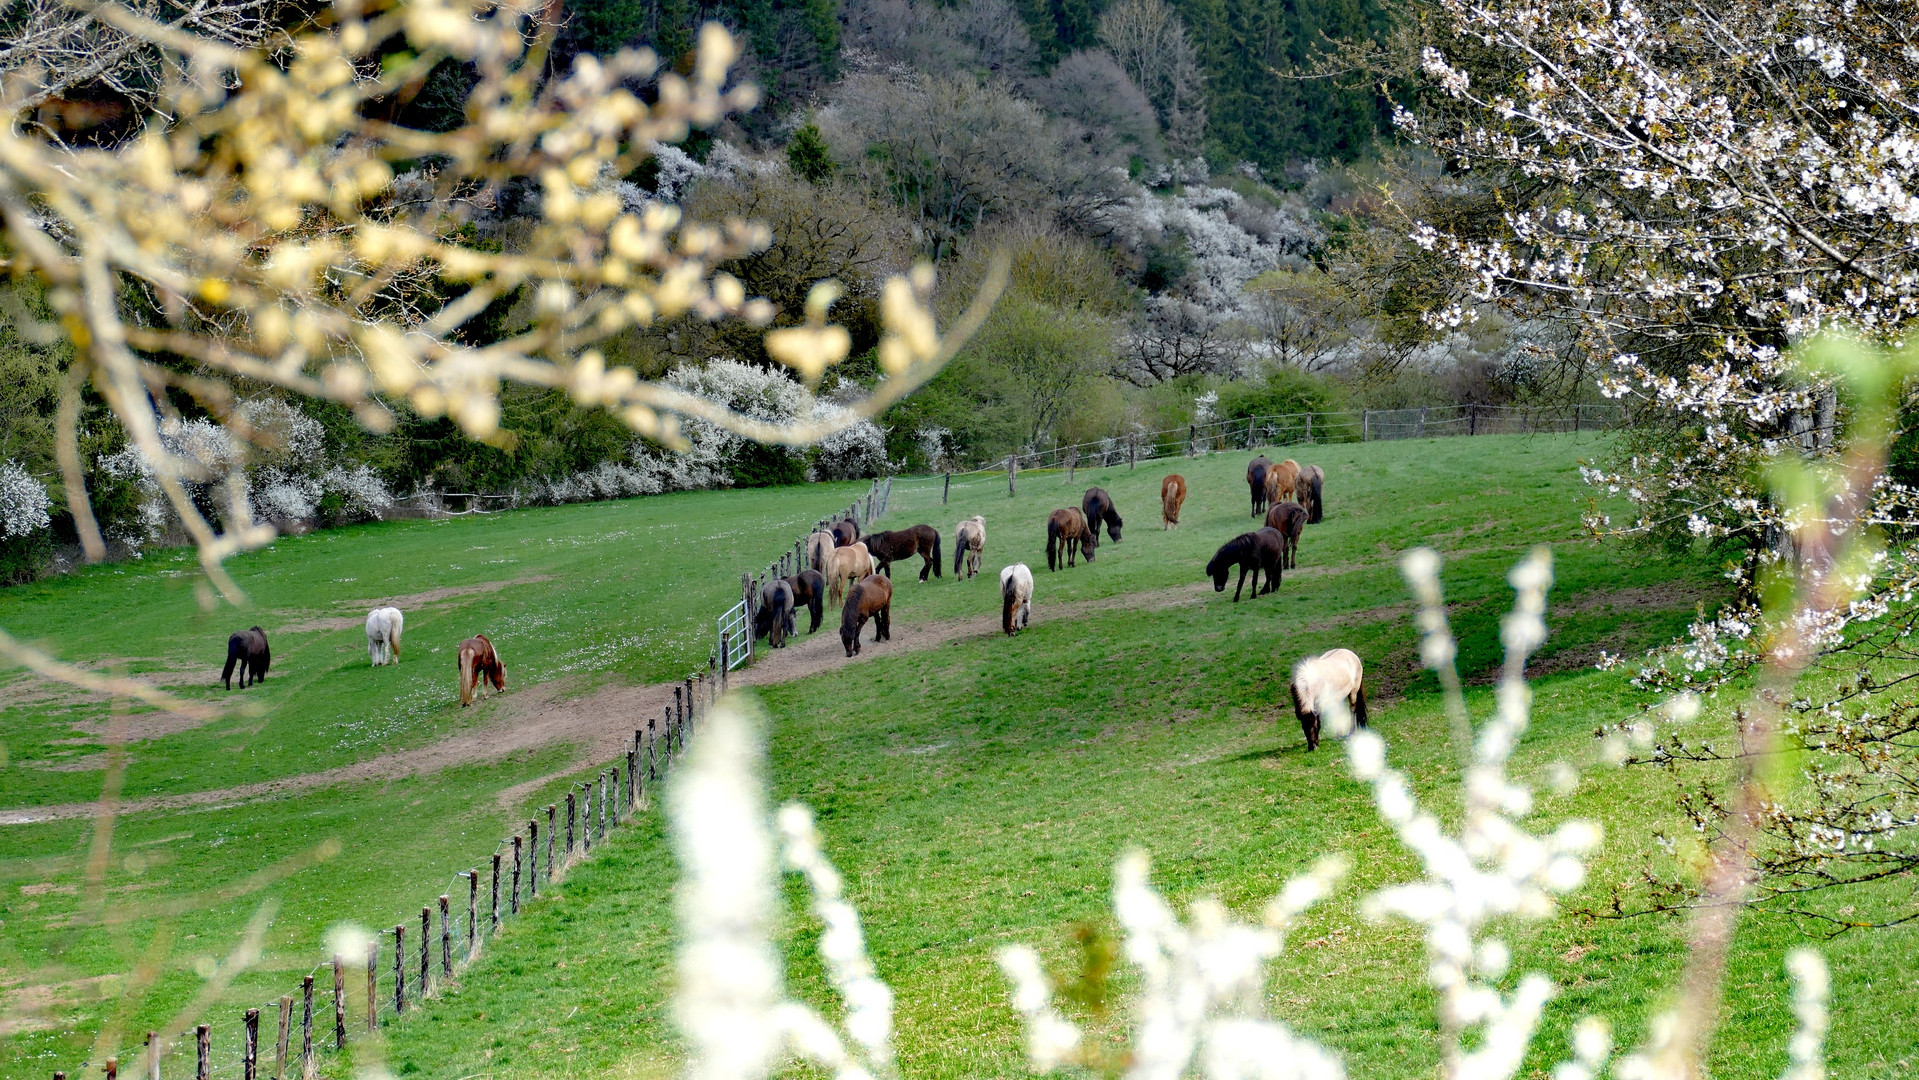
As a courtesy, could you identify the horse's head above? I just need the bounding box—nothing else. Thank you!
[1106,516,1123,544]
[1081,530,1097,561]
[1205,552,1228,591]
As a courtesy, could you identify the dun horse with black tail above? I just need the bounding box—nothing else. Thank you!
[1045,507,1097,570]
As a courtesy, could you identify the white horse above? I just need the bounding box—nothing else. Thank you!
[1290,648,1365,751]
[954,516,986,579]
[999,563,1033,635]
[805,530,836,572]
[366,606,404,666]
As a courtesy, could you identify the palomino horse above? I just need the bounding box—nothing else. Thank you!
[827,542,877,604]
[785,568,827,633]
[831,520,860,547]
[839,573,893,656]
[755,578,797,649]
[1265,459,1301,507]
[1161,474,1186,529]
[866,524,943,581]
[1000,562,1033,634]
[1291,648,1366,751]
[365,606,404,666]
[1082,487,1123,544]
[953,516,986,579]
[1296,464,1325,524]
[221,627,270,689]
[805,531,836,571]
[1045,507,1098,570]
[457,634,506,706]
[1247,456,1274,517]
[1263,501,1307,570]
[1205,529,1285,601]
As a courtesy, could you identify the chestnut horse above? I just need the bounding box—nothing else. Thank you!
[1046,507,1097,570]
[953,516,986,578]
[1296,464,1325,524]
[457,634,506,706]
[866,524,943,581]
[827,542,877,604]
[1247,456,1273,517]
[1082,487,1123,544]
[221,627,270,689]
[1291,648,1366,751]
[840,573,893,656]
[1161,474,1186,529]
[1265,458,1300,507]
[831,520,860,547]
[1263,501,1307,570]
[785,568,826,633]
[1000,562,1033,634]
[1205,529,1284,601]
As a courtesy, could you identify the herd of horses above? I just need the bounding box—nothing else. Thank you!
[214,454,1364,750]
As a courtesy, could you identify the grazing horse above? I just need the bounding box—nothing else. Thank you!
[1205,529,1284,601]
[784,569,826,633]
[365,607,404,666]
[221,627,270,689]
[805,531,836,571]
[1263,501,1307,570]
[755,578,797,649]
[1161,474,1186,529]
[1247,456,1274,517]
[839,574,893,656]
[1296,464,1325,524]
[827,542,877,604]
[866,524,943,582]
[1000,562,1034,634]
[457,634,506,706]
[1291,648,1367,751]
[831,520,860,547]
[953,516,986,579]
[1082,487,1124,544]
[1045,507,1098,570]
[1265,459,1301,508]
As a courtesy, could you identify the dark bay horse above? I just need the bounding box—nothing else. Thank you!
[831,520,860,547]
[1264,501,1307,570]
[840,573,893,656]
[865,524,943,581]
[756,578,797,648]
[457,634,506,706]
[1082,487,1123,544]
[221,627,270,689]
[1046,507,1097,570]
[784,568,826,633]
[1247,456,1273,518]
[1205,529,1284,601]
[1297,464,1325,523]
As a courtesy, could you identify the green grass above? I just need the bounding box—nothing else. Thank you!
[342,435,1917,1080]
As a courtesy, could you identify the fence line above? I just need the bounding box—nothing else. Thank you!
[64,477,894,1080]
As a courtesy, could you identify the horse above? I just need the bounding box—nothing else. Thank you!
[221,627,270,689]
[784,568,826,633]
[831,519,860,547]
[1296,464,1325,524]
[365,607,404,666]
[865,524,943,582]
[755,578,797,649]
[1291,648,1366,751]
[1161,474,1186,529]
[953,516,986,579]
[839,573,893,656]
[1247,456,1274,517]
[1263,501,1307,570]
[806,531,836,571]
[1205,529,1284,601]
[1082,487,1123,544]
[1000,562,1033,634]
[457,634,506,706]
[827,542,877,605]
[1045,507,1098,570]
[1265,459,1301,508]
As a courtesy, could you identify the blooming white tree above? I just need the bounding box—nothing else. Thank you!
[0,460,52,539]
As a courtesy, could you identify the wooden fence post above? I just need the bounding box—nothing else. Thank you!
[1418,406,1428,437]
[527,821,539,897]
[299,977,313,1080]
[465,871,478,959]
[511,836,522,915]
[627,746,638,807]
[1007,454,1016,497]
[1305,413,1313,443]
[1361,409,1369,441]
[565,792,575,851]
[490,854,501,933]
[1187,425,1196,457]
[365,942,377,1033]
[274,997,291,1079]
[1067,448,1077,485]
[603,769,614,830]
[439,895,452,978]
[243,1012,258,1080]
[393,925,405,1013]
[147,1032,161,1080]
[419,907,430,997]
[545,806,556,879]
[720,633,730,687]
[1129,436,1137,470]
[196,1026,209,1080]
[1468,403,1477,436]
[331,956,345,1050]
[942,472,950,503]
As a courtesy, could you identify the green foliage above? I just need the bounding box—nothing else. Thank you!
[0,288,64,477]
[0,531,51,585]
[786,122,837,183]
[1214,366,1347,421]
[729,441,809,487]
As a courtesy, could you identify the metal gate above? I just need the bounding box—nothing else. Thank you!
[717,599,753,671]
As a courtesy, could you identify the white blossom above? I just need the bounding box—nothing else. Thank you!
[0,461,52,539]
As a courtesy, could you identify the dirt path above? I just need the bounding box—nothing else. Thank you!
[0,570,1374,825]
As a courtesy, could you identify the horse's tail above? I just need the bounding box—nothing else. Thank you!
[253,630,270,679]
[931,530,943,578]
[953,530,965,576]
[459,647,476,707]
[1046,519,1060,571]
[1309,473,1324,523]
[221,638,239,687]
[1002,573,1018,634]
[388,617,401,659]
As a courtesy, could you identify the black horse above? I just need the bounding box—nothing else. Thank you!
[755,578,797,648]
[1205,529,1285,601]
[831,520,860,547]
[222,626,271,689]
[864,525,943,581]
[1247,456,1274,518]
[1082,487,1123,544]
[784,568,826,634]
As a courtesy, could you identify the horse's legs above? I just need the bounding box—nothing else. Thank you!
[1234,565,1248,602]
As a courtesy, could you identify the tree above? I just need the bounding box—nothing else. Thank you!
[785,123,836,183]
[1096,0,1207,155]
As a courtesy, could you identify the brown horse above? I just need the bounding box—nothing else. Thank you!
[785,568,827,633]
[1046,507,1097,570]
[1082,487,1123,544]
[1247,456,1273,517]
[865,524,943,581]
[1296,464,1325,524]
[840,573,893,656]
[457,634,506,706]
[1161,474,1186,529]
[221,627,270,689]
[831,520,860,547]
[1265,459,1300,507]
[1264,501,1307,570]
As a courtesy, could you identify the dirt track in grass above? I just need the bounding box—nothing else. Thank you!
[0,570,1377,824]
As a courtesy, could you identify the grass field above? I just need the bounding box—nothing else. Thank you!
[8,434,1917,1080]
